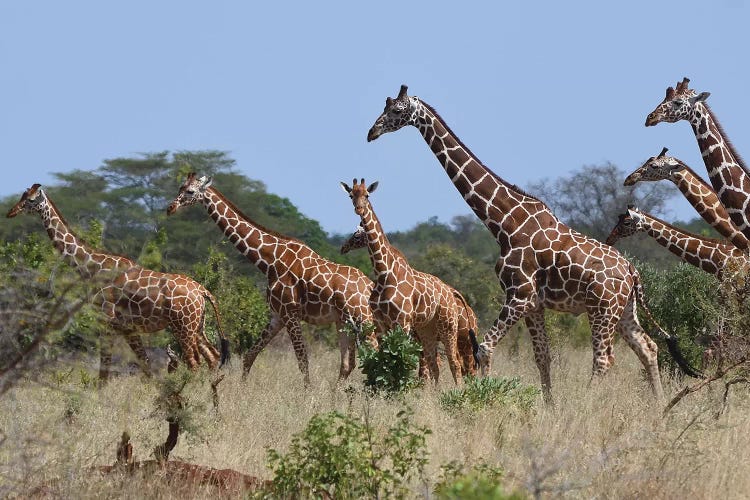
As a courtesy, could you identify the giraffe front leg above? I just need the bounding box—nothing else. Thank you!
[283,313,310,385]
[99,333,114,384]
[477,295,534,377]
[336,327,356,382]
[124,332,152,377]
[436,314,463,386]
[524,309,552,404]
[242,314,283,378]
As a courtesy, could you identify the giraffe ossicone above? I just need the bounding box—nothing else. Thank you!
[368,84,705,399]
[623,146,749,250]
[7,184,229,380]
[341,178,467,383]
[168,173,377,383]
[646,77,750,242]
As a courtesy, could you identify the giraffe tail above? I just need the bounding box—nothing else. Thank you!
[632,269,705,379]
[204,291,231,367]
[468,329,480,368]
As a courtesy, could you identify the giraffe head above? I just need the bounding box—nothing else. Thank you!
[340,178,379,216]
[340,225,367,254]
[605,206,644,245]
[623,147,687,186]
[367,85,418,142]
[7,183,45,218]
[167,173,213,215]
[645,77,711,127]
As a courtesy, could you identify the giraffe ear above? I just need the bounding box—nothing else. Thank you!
[202,176,213,190]
[367,181,379,193]
[690,92,710,104]
[340,182,352,194]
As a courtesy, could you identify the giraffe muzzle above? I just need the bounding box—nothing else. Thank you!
[166,203,178,215]
[645,113,660,127]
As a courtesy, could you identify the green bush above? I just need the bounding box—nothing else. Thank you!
[635,261,719,372]
[439,376,540,415]
[191,246,268,352]
[259,409,431,499]
[358,326,422,395]
[434,460,524,500]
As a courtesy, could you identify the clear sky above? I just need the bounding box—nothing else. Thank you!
[2,1,748,235]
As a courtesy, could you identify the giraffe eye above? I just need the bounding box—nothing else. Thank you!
[186,189,195,195]
[672,99,684,107]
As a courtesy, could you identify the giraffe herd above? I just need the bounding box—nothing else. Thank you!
[11,76,748,400]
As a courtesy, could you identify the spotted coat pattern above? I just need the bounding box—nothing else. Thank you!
[341,180,463,384]
[624,147,749,250]
[646,78,750,241]
[340,226,476,376]
[6,184,226,380]
[606,206,749,279]
[167,174,375,383]
[367,85,669,400]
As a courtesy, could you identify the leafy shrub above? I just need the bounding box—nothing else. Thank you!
[259,409,431,499]
[358,326,422,395]
[191,247,268,352]
[635,261,719,371]
[439,376,540,415]
[434,460,524,500]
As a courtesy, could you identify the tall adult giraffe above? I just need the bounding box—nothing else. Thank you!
[340,225,476,376]
[7,184,229,380]
[606,206,749,279]
[624,147,749,250]
[167,173,375,383]
[367,85,702,399]
[340,179,463,384]
[646,78,750,241]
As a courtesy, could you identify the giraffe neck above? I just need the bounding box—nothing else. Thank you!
[358,202,401,280]
[689,103,750,233]
[412,99,556,240]
[202,188,300,275]
[637,211,738,276]
[39,195,135,277]
[672,165,750,249]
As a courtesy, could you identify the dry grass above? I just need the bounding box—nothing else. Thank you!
[1,337,749,499]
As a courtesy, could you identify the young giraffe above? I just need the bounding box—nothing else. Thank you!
[340,225,476,376]
[167,173,375,383]
[7,184,229,380]
[367,85,703,399]
[624,147,750,251]
[646,77,750,241]
[606,206,749,279]
[340,179,463,384]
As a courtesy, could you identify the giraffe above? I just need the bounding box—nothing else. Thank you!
[607,205,748,371]
[340,179,463,384]
[340,225,476,376]
[646,77,750,241]
[624,147,750,251]
[7,184,229,380]
[166,173,375,383]
[367,85,703,399]
[605,206,749,279]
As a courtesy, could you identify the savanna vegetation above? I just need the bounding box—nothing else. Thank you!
[1,151,748,498]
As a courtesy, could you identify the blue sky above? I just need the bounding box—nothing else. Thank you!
[2,1,749,235]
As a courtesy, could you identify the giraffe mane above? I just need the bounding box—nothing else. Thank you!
[45,194,137,265]
[209,187,310,247]
[419,100,553,209]
[642,208,734,246]
[702,103,750,177]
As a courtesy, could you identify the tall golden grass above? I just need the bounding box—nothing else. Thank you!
[1,338,748,498]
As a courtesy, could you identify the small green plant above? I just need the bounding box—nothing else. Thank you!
[434,460,524,500]
[439,376,540,415]
[357,326,422,395]
[259,408,431,499]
